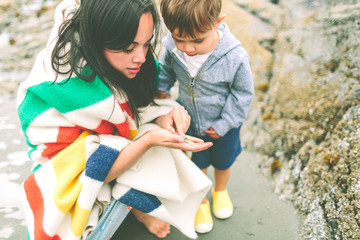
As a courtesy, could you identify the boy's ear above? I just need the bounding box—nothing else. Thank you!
[215,14,226,29]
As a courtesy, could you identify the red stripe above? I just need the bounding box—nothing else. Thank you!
[42,143,71,159]
[92,101,134,138]
[119,101,133,118]
[24,174,61,240]
[57,127,82,143]
[114,121,130,139]
[92,120,115,134]
[93,120,130,138]
[41,127,82,159]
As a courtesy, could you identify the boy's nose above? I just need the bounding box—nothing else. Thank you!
[183,44,195,53]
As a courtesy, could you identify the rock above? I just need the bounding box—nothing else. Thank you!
[0,0,60,89]
[241,0,360,238]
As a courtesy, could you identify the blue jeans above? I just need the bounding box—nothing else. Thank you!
[189,125,242,170]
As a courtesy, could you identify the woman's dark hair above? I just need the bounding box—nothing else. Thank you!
[51,0,160,124]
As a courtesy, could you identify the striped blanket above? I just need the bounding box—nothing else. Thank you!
[17,1,211,239]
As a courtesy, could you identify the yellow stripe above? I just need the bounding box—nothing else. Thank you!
[129,129,138,140]
[70,201,91,237]
[52,131,91,213]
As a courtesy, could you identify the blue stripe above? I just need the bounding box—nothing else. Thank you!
[118,189,161,213]
[85,145,118,181]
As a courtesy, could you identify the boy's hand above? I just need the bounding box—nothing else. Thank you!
[155,91,171,99]
[205,127,220,139]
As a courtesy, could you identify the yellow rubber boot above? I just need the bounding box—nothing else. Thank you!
[194,200,213,233]
[212,188,233,219]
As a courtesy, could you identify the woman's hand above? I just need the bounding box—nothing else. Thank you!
[105,126,212,183]
[154,106,190,137]
[141,128,212,152]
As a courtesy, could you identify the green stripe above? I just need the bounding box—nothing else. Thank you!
[32,164,42,173]
[155,59,160,86]
[29,75,112,113]
[18,75,112,146]
[18,90,52,148]
[28,148,36,160]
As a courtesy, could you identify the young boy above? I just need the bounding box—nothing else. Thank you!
[158,0,254,234]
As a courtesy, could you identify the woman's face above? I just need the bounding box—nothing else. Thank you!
[104,13,154,79]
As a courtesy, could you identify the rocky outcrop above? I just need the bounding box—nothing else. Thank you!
[231,0,360,239]
[0,0,60,95]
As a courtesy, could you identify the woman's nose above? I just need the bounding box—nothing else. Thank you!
[133,48,146,63]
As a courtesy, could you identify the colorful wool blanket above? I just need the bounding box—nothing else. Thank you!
[17,0,212,239]
[20,122,211,240]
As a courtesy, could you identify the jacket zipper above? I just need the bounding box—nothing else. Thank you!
[190,77,195,87]
[173,49,202,135]
[189,76,201,135]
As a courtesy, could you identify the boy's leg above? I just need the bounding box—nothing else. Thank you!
[194,168,213,234]
[191,149,211,204]
[211,125,242,171]
[212,167,233,219]
[214,167,232,191]
[201,168,208,203]
[210,126,242,219]
[191,145,213,233]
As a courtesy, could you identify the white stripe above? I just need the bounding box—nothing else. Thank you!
[77,174,103,210]
[64,97,126,129]
[26,127,61,145]
[111,184,131,200]
[30,108,75,127]
[34,162,66,236]
[57,214,82,240]
[99,134,129,151]
[30,147,49,165]
[85,135,100,160]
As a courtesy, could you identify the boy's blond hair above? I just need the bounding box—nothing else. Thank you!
[160,0,222,38]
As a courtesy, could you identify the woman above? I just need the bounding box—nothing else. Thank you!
[17,0,212,239]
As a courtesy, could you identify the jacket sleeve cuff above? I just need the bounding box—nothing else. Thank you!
[212,119,232,137]
[157,83,172,95]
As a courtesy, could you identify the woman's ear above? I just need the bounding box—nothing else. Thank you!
[215,14,226,29]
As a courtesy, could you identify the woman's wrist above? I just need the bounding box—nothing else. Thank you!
[137,131,154,149]
[154,115,163,127]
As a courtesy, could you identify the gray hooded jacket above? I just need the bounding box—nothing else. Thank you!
[158,23,254,137]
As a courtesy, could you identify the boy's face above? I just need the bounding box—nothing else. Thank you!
[171,26,219,56]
